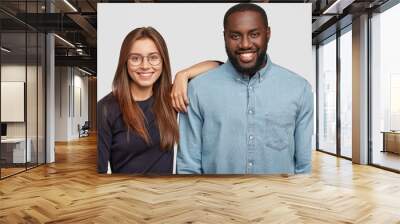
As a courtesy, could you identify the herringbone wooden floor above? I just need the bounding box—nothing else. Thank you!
[1,135,400,224]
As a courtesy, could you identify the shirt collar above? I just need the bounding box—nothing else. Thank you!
[226,54,272,83]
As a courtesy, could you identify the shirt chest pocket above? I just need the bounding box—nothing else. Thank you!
[264,112,294,151]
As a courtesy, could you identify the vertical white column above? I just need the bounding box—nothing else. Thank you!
[352,14,369,164]
[46,1,55,163]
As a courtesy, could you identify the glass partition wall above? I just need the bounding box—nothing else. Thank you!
[0,30,27,177]
[0,1,46,179]
[339,28,352,159]
[317,35,337,155]
[370,3,400,171]
[317,26,353,159]
[316,0,400,172]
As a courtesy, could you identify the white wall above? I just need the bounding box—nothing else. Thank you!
[72,72,89,138]
[54,67,89,141]
[55,67,69,141]
[97,3,313,101]
[1,65,26,141]
[1,65,36,138]
[1,64,45,163]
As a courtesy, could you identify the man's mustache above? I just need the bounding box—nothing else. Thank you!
[235,49,257,54]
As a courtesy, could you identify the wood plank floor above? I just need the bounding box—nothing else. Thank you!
[1,135,400,224]
[0,167,26,178]
[373,151,400,171]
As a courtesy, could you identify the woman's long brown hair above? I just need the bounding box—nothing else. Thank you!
[112,27,178,149]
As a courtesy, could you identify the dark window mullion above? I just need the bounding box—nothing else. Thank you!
[367,11,373,165]
[25,0,28,171]
[336,29,341,157]
[44,0,48,165]
[36,6,39,168]
[316,44,320,150]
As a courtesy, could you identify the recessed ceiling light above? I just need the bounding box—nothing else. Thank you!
[322,0,354,15]
[54,34,75,48]
[77,67,92,76]
[1,47,11,53]
[63,0,78,12]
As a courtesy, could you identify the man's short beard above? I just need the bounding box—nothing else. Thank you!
[226,45,267,76]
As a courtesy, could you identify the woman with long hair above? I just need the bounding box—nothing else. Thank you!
[97,27,219,174]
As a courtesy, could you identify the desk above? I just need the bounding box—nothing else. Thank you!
[381,131,400,154]
[1,138,31,163]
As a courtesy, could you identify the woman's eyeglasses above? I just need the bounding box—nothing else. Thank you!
[128,53,162,66]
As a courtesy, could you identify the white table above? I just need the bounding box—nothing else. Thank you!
[1,138,32,163]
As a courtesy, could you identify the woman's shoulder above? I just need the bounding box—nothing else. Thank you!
[98,92,117,106]
[98,92,120,115]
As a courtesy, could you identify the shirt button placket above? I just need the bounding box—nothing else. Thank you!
[247,84,256,174]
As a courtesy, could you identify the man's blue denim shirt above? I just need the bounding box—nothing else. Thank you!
[177,55,314,174]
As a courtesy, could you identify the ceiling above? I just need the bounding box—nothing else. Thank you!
[0,0,392,75]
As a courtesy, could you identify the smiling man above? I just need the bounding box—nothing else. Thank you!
[177,3,314,174]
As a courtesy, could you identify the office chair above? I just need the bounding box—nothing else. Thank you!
[79,121,90,138]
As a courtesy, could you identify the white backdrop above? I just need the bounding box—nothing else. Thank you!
[97,3,313,100]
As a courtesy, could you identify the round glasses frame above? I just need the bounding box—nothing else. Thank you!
[128,53,162,66]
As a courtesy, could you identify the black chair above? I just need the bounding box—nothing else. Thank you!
[79,121,90,138]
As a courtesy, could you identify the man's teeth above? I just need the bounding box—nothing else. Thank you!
[239,52,255,62]
[241,53,253,57]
